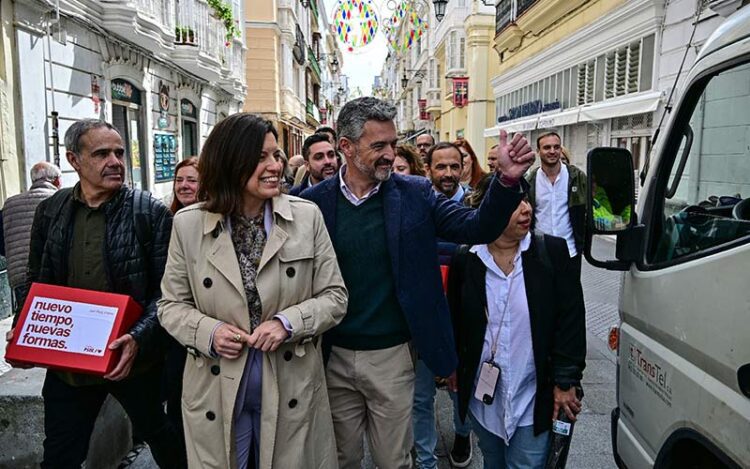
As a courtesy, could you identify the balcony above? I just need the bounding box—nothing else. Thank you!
[173,0,230,84]
[307,46,321,82]
[101,0,245,98]
[426,90,441,115]
[495,0,537,34]
[221,42,246,97]
[101,0,176,51]
[306,99,321,125]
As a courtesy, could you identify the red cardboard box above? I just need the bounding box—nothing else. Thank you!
[6,283,143,375]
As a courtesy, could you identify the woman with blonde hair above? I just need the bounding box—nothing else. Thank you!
[158,113,347,469]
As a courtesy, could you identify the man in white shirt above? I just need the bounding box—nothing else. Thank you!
[526,132,587,276]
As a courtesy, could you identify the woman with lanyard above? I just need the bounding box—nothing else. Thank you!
[448,175,586,467]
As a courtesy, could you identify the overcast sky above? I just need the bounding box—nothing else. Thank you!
[323,0,389,95]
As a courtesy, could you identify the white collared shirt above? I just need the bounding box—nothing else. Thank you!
[433,184,465,203]
[534,164,577,257]
[338,164,382,206]
[469,233,537,443]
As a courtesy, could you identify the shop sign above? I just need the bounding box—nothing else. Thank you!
[158,82,170,129]
[418,99,429,120]
[111,79,141,104]
[498,99,562,123]
[453,78,468,108]
[181,99,197,118]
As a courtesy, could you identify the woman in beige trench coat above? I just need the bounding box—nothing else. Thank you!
[158,114,347,469]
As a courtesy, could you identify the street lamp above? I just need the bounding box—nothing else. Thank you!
[432,0,448,22]
[402,69,426,89]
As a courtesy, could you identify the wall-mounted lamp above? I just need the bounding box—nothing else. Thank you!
[432,0,448,22]
[402,69,426,89]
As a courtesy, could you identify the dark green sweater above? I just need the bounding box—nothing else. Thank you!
[329,190,411,350]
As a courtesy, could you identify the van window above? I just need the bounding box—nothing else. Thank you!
[650,62,750,263]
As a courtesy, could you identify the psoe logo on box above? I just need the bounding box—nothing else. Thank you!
[83,345,104,354]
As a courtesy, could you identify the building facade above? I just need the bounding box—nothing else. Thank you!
[1,0,246,200]
[379,0,495,160]
[485,0,740,170]
[244,0,345,158]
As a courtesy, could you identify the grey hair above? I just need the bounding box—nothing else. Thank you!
[64,119,121,155]
[336,97,396,143]
[30,162,62,183]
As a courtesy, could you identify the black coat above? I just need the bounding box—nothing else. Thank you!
[15,185,173,360]
[447,233,586,435]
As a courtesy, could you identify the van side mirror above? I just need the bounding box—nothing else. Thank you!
[587,147,635,234]
[585,147,642,271]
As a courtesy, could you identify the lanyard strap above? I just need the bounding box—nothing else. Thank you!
[484,270,515,364]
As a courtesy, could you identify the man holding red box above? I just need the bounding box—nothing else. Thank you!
[6,119,185,468]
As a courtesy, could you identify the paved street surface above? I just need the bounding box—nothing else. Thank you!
[128,237,621,468]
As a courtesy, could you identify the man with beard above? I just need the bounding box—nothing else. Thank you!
[414,142,475,468]
[289,133,339,196]
[526,131,586,277]
[5,119,185,468]
[427,142,469,203]
[487,144,499,172]
[301,97,535,469]
[416,132,435,170]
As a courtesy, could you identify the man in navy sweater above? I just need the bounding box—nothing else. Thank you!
[301,97,534,469]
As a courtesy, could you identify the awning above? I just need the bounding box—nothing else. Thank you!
[578,91,662,122]
[537,108,580,129]
[484,115,539,138]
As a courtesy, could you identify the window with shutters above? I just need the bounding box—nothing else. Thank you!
[494,33,656,123]
[577,60,595,106]
[446,30,466,72]
[459,36,466,69]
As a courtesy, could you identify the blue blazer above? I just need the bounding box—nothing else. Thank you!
[300,173,525,377]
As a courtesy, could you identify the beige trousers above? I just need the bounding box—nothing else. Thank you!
[326,343,415,469]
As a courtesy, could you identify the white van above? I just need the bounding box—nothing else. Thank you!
[584,6,750,468]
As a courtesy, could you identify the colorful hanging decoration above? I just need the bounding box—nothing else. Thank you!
[332,0,380,53]
[384,0,429,53]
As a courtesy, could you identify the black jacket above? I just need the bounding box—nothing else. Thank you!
[15,185,173,360]
[447,233,586,435]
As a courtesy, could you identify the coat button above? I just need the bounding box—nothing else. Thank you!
[203,277,213,288]
[286,267,295,278]
[211,365,220,375]
[205,411,216,421]
[283,351,293,361]
[288,399,297,408]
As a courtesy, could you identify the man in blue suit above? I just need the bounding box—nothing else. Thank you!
[301,97,534,469]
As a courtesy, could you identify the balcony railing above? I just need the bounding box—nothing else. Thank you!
[137,0,176,30]
[306,99,321,122]
[496,0,538,34]
[308,46,321,81]
[101,0,244,96]
[176,0,227,63]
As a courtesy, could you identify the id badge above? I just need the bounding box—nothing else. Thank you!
[474,361,500,405]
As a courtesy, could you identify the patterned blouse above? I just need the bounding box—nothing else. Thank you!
[230,212,267,332]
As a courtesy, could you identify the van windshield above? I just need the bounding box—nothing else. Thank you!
[651,61,750,263]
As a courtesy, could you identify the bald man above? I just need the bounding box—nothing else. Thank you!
[3,162,61,300]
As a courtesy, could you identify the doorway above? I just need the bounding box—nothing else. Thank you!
[111,79,146,190]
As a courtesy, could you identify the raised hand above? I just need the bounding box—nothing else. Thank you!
[495,130,535,183]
